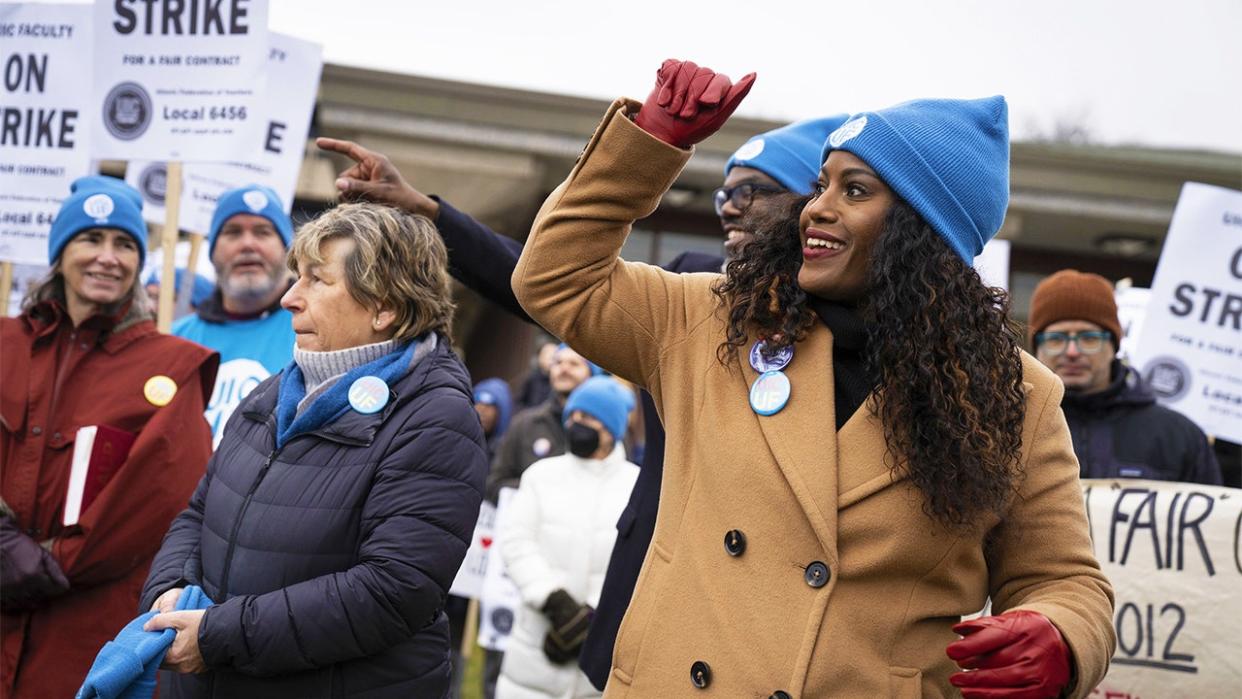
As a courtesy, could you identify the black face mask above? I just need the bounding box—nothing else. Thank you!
[566,422,601,458]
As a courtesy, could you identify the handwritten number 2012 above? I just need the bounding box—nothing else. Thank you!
[1115,602,1194,665]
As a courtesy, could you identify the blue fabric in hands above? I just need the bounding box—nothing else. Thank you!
[563,376,635,441]
[76,585,212,699]
[49,176,148,266]
[274,339,418,449]
[207,184,294,258]
[820,96,1010,261]
[725,115,851,195]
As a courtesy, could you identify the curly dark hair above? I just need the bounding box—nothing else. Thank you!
[712,194,817,364]
[713,198,1027,528]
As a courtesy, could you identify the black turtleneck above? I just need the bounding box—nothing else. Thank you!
[805,296,874,429]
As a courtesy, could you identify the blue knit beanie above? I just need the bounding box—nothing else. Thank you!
[726,115,851,195]
[144,268,214,307]
[207,184,294,258]
[820,96,1010,261]
[48,176,148,265]
[563,376,634,442]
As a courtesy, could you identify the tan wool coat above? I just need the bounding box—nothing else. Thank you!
[513,98,1116,699]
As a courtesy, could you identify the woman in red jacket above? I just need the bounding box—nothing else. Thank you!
[0,176,217,699]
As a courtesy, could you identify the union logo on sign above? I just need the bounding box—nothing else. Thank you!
[103,82,153,141]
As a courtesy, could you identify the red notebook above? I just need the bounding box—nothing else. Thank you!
[62,425,135,527]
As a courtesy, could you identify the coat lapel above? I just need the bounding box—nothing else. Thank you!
[738,324,840,566]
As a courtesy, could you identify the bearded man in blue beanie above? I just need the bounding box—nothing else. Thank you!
[172,184,297,446]
[316,114,845,691]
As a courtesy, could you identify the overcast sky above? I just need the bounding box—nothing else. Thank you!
[268,0,1241,155]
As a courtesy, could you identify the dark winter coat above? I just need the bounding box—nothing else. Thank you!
[140,334,488,698]
[1062,360,1222,485]
[1,298,217,699]
[429,195,722,688]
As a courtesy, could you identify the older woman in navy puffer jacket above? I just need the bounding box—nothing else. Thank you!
[139,203,488,699]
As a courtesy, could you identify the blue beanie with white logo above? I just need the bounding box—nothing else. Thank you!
[726,115,851,195]
[563,376,635,442]
[820,96,1010,261]
[48,176,148,265]
[208,184,294,258]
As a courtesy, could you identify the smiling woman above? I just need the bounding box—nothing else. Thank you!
[1,176,217,699]
[511,60,1116,699]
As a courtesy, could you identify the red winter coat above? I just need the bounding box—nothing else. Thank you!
[0,298,217,699]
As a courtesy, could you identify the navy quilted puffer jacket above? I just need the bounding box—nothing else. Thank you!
[141,335,487,698]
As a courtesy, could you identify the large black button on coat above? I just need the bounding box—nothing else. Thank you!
[804,561,830,588]
[770,692,793,699]
[723,529,746,557]
[690,660,712,689]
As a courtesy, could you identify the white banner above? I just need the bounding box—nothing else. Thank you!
[0,3,94,264]
[1082,479,1242,697]
[478,487,522,652]
[1131,183,1242,444]
[91,0,269,162]
[127,32,321,234]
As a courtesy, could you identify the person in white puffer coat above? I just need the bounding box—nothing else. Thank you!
[497,376,639,699]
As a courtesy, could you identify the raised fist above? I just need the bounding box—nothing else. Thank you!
[633,59,756,148]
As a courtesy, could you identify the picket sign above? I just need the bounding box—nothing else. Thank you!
[157,161,183,332]
[0,261,12,316]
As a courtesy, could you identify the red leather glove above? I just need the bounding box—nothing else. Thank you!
[633,59,756,148]
[946,610,1072,699]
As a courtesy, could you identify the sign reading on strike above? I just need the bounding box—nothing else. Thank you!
[1131,183,1242,443]
[0,3,94,264]
[92,0,269,162]
[1081,479,1241,696]
[127,33,322,233]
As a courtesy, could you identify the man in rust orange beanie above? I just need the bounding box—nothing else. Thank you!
[1028,269,1221,485]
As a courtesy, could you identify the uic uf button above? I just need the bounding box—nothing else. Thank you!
[723,529,746,556]
[770,692,793,699]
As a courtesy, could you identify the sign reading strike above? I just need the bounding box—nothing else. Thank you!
[0,3,93,264]
[127,33,322,233]
[1131,183,1242,444]
[92,0,269,162]
[1082,479,1241,697]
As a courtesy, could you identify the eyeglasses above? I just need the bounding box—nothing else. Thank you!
[713,183,784,216]
[1034,331,1112,356]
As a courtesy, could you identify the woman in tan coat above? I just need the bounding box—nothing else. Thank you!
[513,61,1115,699]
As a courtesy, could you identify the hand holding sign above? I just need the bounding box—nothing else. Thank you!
[316,137,439,220]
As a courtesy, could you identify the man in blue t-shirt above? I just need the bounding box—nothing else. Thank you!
[172,184,296,445]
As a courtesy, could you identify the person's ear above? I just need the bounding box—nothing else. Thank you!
[372,307,397,333]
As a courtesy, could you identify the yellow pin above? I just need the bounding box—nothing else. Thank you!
[143,375,178,407]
